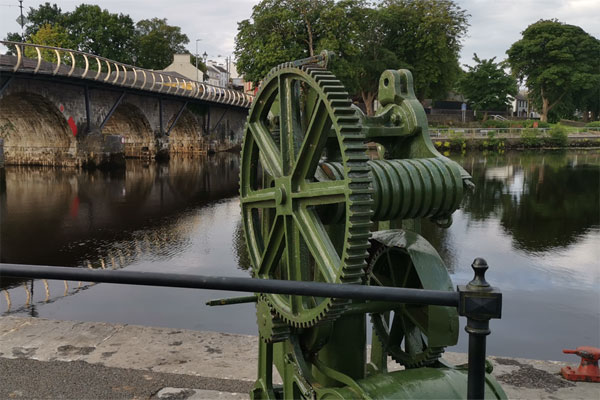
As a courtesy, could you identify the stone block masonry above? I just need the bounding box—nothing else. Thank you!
[0,138,4,168]
[0,77,249,167]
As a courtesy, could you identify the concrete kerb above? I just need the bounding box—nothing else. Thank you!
[0,316,597,399]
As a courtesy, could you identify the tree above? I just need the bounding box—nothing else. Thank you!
[189,55,208,80]
[4,2,64,52]
[135,18,189,70]
[235,0,469,110]
[25,23,74,62]
[458,54,518,120]
[380,0,469,101]
[23,2,65,38]
[507,20,600,123]
[322,2,400,116]
[64,4,137,63]
[234,0,332,84]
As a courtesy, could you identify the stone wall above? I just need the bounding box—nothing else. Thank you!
[0,76,249,166]
[0,92,78,166]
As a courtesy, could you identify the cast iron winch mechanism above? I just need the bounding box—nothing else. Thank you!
[239,51,505,399]
[0,51,506,400]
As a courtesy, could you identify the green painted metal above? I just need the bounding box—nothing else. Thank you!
[367,230,459,368]
[325,367,506,399]
[241,52,506,399]
[240,55,373,329]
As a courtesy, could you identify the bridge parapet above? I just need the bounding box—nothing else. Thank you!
[0,41,253,108]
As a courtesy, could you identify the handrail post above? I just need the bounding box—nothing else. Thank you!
[457,258,502,400]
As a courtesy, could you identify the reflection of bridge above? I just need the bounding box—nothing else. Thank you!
[0,41,253,166]
[0,154,241,313]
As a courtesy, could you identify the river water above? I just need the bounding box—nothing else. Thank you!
[0,150,598,361]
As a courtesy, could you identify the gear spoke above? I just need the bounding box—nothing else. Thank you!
[248,121,283,177]
[294,207,339,284]
[258,215,285,276]
[294,180,347,206]
[241,63,370,328]
[292,99,331,183]
[241,187,278,208]
[368,242,447,367]
[279,75,302,172]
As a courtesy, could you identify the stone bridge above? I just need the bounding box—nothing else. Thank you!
[0,41,253,167]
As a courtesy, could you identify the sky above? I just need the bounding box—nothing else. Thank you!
[1,0,598,69]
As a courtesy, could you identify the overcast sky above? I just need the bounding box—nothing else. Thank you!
[1,0,598,68]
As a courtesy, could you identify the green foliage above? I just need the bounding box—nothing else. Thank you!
[379,0,469,101]
[547,124,568,147]
[234,0,469,110]
[482,130,505,150]
[25,24,74,62]
[5,3,189,67]
[24,2,65,38]
[448,129,466,148]
[507,20,600,123]
[189,55,208,76]
[135,18,189,69]
[586,121,600,127]
[520,128,541,147]
[66,5,136,63]
[458,54,517,114]
[515,120,550,129]
[234,0,331,84]
[482,120,509,129]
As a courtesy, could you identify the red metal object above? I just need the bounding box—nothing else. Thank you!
[561,346,600,383]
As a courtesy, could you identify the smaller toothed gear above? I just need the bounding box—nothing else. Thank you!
[256,300,290,343]
[366,237,449,368]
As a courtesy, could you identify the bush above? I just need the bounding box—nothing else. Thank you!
[482,120,509,129]
[586,121,600,127]
[521,128,541,147]
[510,119,550,129]
[547,124,568,147]
[448,130,466,148]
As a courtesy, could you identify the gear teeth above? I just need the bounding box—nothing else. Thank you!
[242,60,373,329]
[367,244,446,368]
[256,299,290,343]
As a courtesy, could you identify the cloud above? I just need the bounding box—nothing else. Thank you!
[458,0,600,66]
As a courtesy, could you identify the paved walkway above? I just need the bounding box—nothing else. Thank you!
[0,316,597,399]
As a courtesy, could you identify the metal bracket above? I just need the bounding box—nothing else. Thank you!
[0,76,14,97]
[99,91,126,131]
[165,101,188,136]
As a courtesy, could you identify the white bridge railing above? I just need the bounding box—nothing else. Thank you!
[0,41,254,108]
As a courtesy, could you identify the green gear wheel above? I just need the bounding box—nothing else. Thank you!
[366,240,446,368]
[240,60,373,328]
[256,299,290,343]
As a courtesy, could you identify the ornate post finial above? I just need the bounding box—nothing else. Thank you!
[468,257,491,290]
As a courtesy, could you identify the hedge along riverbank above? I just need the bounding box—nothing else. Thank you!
[431,125,600,152]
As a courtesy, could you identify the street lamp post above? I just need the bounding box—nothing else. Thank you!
[195,39,202,82]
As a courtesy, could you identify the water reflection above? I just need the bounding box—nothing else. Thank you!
[0,153,243,315]
[459,151,599,253]
[423,149,600,360]
[1,150,598,361]
[0,154,239,271]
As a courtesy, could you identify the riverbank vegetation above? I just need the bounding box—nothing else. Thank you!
[432,124,600,153]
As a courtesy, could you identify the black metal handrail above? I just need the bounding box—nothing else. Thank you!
[0,261,501,400]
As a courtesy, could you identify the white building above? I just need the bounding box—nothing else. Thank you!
[162,54,204,82]
[205,61,229,87]
[511,91,540,118]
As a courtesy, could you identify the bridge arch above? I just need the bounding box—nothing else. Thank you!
[102,102,155,158]
[0,92,76,166]
[168,109,205,154]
